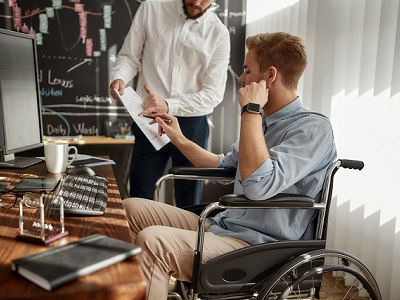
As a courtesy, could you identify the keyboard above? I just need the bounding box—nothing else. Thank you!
[49,174,108,216]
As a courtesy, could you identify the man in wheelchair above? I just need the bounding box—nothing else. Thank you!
[123,32,337,300]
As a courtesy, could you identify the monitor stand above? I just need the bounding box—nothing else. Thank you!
[0,156,42,168]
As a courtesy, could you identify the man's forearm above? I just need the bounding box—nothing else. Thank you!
[175,137,219,168]
[239,113,270,180]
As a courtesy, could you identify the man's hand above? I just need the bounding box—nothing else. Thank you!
[141,84,169,115]
[148,113,185,146]
[149,113,220,168]
[238,80,269,109]
[110,79,126,102]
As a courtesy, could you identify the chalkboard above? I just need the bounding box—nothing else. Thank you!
[0,0,246,139]
[0,0,138,136]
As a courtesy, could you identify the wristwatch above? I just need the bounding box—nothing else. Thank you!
[241,102,262,116]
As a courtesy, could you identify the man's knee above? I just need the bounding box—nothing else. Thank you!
[135,225,166,252]
[123,197,147,213]
[123,197,153,241]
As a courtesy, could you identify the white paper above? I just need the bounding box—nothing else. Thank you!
[71,154,116,167]
[36,154,116,167]
[114,87,170,151]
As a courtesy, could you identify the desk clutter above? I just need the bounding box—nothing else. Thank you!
[15,171,109,244]
[0,161,146,298]
[11,234,142,291]
[17,192,69,245]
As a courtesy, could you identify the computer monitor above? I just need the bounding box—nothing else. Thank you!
[0,28,43,168]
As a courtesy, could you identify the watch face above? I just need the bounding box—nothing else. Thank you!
[241,102,262,116]
[248,102,261,112]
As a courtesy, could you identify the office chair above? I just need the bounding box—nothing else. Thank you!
[156,159,381,300]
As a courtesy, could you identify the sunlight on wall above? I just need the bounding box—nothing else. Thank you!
[246,0,300,23]
[245,0,400,297]
[330,88,400,232]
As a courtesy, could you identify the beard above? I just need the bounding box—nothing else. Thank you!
[182,0,212,20]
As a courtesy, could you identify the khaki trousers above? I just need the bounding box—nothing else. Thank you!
[123,198,249,300]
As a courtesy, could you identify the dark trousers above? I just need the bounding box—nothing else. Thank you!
[130,116,209,207]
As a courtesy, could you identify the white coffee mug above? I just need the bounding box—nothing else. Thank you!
[44,143,78,173]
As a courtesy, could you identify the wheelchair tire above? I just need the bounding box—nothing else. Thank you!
[257,249,382,300]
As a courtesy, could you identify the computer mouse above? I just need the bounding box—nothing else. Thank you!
[67,166,98,176]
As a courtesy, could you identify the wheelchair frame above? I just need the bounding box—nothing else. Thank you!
[156,159,381,300]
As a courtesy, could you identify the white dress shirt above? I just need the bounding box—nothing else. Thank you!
[111,0,231,116]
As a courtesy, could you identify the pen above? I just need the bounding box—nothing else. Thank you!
[142,115,172,123]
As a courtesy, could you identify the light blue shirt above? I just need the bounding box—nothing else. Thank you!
[208,98,337,245]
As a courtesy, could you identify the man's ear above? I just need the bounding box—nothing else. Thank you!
[262,66,277,86]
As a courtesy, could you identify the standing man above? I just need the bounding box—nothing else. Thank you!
[110,0,230,207]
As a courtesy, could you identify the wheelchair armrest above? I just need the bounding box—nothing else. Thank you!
[219,193,315,208]
[154,167,236,201]
[168,167,236,178]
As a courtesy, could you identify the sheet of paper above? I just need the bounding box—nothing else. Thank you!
[36,154,116,167]
[70,154,116,167]
[114,87,170,151]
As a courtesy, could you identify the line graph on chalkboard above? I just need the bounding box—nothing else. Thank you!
[1,0,134,56]
[0,0,138,136]
[1,0,246,143]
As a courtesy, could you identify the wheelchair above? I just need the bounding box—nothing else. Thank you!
[154,159,382,300]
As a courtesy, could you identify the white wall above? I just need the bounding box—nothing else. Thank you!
[246,0,400,299]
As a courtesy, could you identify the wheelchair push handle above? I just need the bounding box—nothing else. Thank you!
[339,159,364,170]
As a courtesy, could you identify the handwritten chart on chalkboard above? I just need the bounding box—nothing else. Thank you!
[0,0,139,136]
[0,0,246,141]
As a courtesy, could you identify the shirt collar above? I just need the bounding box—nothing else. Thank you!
[264,97,303,127]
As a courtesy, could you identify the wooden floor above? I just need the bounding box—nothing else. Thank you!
[170,272,373,299]
[320,273,370,299]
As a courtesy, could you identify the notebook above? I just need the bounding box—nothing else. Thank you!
[11,234,141,291]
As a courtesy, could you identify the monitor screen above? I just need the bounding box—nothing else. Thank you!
[0,28,43,168]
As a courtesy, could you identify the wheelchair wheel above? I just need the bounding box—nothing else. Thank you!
[257,249,381,300]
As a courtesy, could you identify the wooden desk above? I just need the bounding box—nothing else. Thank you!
[0,162,146,299]
[60,136,135,146]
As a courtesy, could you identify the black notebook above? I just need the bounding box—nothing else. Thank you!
[11,234,141,291]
